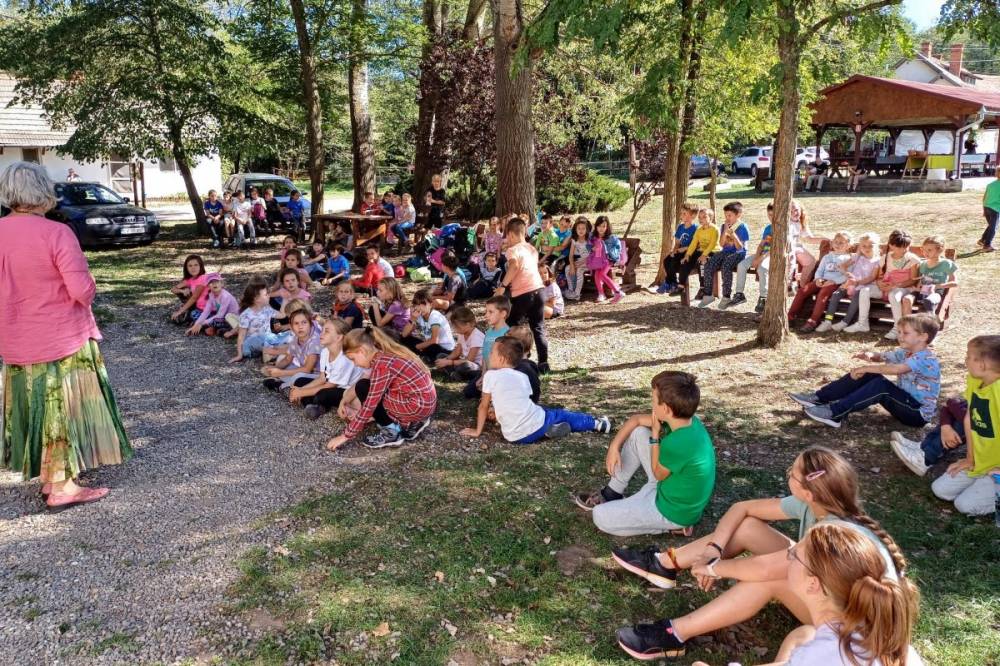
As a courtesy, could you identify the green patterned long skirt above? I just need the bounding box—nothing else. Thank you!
[1,340,132,483]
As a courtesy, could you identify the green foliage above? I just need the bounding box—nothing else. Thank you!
[538,170,629,214]
[939,0,1000,50]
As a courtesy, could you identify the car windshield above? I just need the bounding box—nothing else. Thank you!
[55,183,126,206]
[247,179,294,197]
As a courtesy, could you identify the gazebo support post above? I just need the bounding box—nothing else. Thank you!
[814,125,825,160]
[888,128,901,158]
[952,128,962,180]
[921,129,933,152]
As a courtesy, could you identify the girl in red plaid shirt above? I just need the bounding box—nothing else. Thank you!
[326,327,437,451]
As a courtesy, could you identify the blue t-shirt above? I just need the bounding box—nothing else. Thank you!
[674,222,698,249]
[204,200,223,217]
[759,224,773,253]
[382,202,395,218]
[555,228,572,256]
[482,325,510,370]
[883,348,941,422]
[721,221,751,254]
[286,199,305,218]
[326,255,351,279]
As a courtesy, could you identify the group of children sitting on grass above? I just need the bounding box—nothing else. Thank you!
[651,200,959,341]
[168,197,998,665]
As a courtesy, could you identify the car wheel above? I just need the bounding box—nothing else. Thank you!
[731,162,738,174]
[750,164,758,177]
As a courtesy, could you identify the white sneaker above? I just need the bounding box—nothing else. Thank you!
[697,296,716,308]
[891,439,928,476]
[596,295,606,303]
[843,322,870,334]
[831,322,847,332]
[815,320,833,333]
[717,297,731,309]
[884,327,899,341]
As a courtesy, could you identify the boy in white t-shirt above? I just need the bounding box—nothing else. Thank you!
[403,287,456,363]
[434,306,484,380]
[460,336,611,444]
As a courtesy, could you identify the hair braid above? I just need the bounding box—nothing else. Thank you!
[850,513,909,579]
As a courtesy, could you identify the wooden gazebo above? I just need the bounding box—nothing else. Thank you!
[809,75,1000,183]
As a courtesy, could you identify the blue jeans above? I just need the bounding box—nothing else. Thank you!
[920,398,968,465]
[243,331,292,357]
[392,222,415,243]
[816,372,927,426]
[517,407,596,444]
[306,263,327,279]
[982,206,998,247]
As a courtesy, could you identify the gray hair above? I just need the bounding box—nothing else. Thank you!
[0,161,58,212]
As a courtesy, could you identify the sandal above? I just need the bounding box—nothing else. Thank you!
[670,526,695,538]
[46,487,109,512]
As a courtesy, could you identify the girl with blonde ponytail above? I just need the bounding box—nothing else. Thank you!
[325,327,436,451]
[615,447,911,661]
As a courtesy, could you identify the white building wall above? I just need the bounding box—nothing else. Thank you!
[894,129,1000,156]
[894,61,940,85]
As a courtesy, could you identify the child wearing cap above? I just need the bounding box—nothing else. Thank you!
[186,273,239,336]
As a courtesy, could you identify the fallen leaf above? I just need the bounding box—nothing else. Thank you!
[434,570,445,583]
[373,622,391,637]
[543,536,551,545]
[486,575,497,587]
[442,619,458,637]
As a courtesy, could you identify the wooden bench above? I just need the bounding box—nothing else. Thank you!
[679,253,796,306]
[553,236,643,295]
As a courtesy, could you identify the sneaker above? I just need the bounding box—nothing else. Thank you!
[545,422,572,439]
[611,546,678,589]
[654,282,673,295]
[596,295,607,303]
[697,295,715,308]
[363,424,404,449]
[843,322,870,334]
[729,292,747,307]
[815,320,833,333]
[884,327,899,341]
[401,417,431,441]
[799,321,817,333]
[890,431,921,451]
[225,313,240,330]
[831,321,847,332]
[616,619,686,660]
[565,292,580,301]
[262,378,282,392]
[716,297,731,310]
[212,240,220,248]
[891,439,929,476]
[573,490,607,511]
[754,296,766,314]
[304,404,328,420]
[788,391,822,407]
[610,291,624,304]
[693,288,705,300]
[538,362,551,375]
[805,404,842,428]
[594,416,612,434]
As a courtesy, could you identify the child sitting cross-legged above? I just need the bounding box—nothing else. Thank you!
[574,371,716,538]
[612,446,912,661]
[351,246,386,296]
[786,230,853,333]
[261,307,322,393]
[288,318,364,420]
[230,279,279,363]
[468,251,504,300]
[431,250,468,312]
[368,277,411,336]
[332,281,365,330]
[790,313,940,429]
[321,243,351,286]
[185,273,238,337]
[460,336,611,443]
[433,306,483,380]
[403,287,456,363]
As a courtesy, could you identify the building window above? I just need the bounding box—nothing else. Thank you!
[159,156,177,172]
[21,148,40,164]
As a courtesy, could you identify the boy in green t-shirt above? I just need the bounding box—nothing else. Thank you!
[979,176,1000,252]
[574,371,716,536]
[931,335,1000,515]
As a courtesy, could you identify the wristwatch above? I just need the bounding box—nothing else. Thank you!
[648,436,658,445]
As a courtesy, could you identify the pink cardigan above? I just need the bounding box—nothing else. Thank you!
[0,213,102,365]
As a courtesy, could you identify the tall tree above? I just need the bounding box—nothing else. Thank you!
[349,0,377,209]
[493,0,537,216]
[412,0,449,198]
[0,0,246,229]
[289,0,328,217]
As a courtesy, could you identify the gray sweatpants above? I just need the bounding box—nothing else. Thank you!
[931,469,995,516]
[592,425,683,536]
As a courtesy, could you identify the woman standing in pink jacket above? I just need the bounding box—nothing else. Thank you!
[0,162,131,511]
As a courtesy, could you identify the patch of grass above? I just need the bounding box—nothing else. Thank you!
[91,632,139,656]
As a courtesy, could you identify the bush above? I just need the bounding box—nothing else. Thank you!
[537,170,629,214]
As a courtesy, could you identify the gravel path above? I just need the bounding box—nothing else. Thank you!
[0,304,358,664]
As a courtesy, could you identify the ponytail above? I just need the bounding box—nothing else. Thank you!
[343,326,426,368]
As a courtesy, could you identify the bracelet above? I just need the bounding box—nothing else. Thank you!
[664,546,681,570]
[708,541,724,556]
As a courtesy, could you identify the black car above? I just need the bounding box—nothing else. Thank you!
[689,155,721,178]
[51,182,159,247]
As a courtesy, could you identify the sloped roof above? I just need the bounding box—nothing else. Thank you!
[0,73,72,147]
[811,75,1000,128]
[976,74,1000,94]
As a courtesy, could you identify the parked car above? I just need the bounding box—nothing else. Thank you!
[44,182,159,248]
[730,146,772,176]
[221,173,312,233]
[689,155,722,178]
[796,146,830,170]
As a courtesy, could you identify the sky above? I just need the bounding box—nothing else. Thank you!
[902,0,945,30]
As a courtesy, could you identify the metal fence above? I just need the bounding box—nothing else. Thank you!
[579,159,630,180]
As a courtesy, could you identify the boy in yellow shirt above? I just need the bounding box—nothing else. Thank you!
[677,208,721,300]
[930,335,1000,515]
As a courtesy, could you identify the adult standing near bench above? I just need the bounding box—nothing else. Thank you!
[979,173,1000,253]
[495,218,550,374]
[0,162,132,511]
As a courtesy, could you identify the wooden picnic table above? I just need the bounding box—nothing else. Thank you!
[313,211,393,248]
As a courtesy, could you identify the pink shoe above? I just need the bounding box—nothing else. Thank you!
[41,482,52,496]
[46,487,109,512]
[609,291,624,304]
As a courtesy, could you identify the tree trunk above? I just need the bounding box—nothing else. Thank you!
[757,2,801,348]
[413,0,448,199]
[492,0,535,217]
[290,0,325,218]
[708,156,717,212]
[349,17,377,212]
[171,139,206,233]
[233,150,242,175]
[463,0,489,40]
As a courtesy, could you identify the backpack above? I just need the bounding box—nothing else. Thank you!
[251,201,266,222]
[615,237,629,268]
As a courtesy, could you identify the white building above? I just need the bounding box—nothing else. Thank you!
[892,43,1000,156]
[0,73,221,198]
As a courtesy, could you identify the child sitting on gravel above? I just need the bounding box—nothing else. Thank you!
[460,336,611,444]
[185,273,238,337]
[262,309,321,392]
[574,370,715,537]
[433,306,483,380]
[230,280,279,363]
[288,318,364,420]
[369,277,411,336]
[170,254,209,324]
[403,288,456,363]
[332,282,365,330]
[505,325,541,404]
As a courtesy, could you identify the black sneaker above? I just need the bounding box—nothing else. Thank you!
[538,362,551,375]
[545,422,571,439]
[362,425,404,449]
[401,417,431,441]
[616,619,686,660]
[611,546,678,589]
[754,296,766,314]
[263,378,282,392]
[729,292,747,307]
[304,404,328,420]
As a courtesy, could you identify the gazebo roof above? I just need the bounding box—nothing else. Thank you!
[809,75,1000,130]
